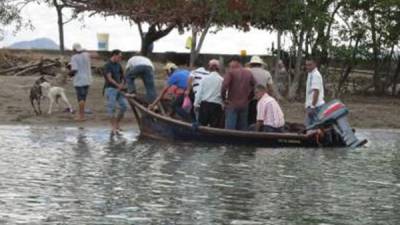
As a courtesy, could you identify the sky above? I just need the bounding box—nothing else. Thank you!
[0,3,285,55]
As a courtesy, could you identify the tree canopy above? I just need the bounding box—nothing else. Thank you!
[0,1,26,40]
[4,0,400,96]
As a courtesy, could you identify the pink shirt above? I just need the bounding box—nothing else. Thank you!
[257,93,285,128]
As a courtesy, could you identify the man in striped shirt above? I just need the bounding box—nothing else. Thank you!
[186,66,210,98]
[185,61,210,120]
[253,84,285,133]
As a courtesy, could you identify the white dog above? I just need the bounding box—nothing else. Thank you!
[40,81,73,114]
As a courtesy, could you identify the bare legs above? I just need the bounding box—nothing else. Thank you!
[76,100,86,121]
[111,113,124,135]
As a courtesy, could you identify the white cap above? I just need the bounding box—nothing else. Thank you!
[72,43,83,52]
[249,55,265,65]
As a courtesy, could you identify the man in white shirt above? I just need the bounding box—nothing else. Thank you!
[69,43,92,121]
[125,55,157,102]
[305,58,325,127]
[194,59,223,127]
[186,67,210,97]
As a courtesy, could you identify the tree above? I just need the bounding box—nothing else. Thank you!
[189,8,215,67]
[189,0,250,67]
[51,0,77,54]
[332,3,366,96]
[63,0,211,56]
[64,0,254,57]
[137,23,175,56]
[249,0,331,100]
[0,1,28,40]
[345,0,400,95]
[4,0,79,54]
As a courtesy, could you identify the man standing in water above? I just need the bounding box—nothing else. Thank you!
[69,43,92,121]
[305,58,325,128]
[104,50,128,135]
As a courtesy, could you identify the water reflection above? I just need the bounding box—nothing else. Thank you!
[0,126,400,224]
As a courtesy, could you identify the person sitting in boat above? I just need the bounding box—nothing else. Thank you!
[193,59,223,128]
[249,84,285,133]
[149,62,191,120]
[247,56,276,126]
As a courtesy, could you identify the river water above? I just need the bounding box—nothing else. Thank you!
[0,125,399,225]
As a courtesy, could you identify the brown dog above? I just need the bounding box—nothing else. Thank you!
[29,76,47,115]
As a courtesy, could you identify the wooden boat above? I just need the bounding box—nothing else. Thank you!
[127,97,359,148]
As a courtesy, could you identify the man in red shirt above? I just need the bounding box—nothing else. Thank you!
[221,56,255,130]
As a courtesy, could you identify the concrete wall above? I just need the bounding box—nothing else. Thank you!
[2,48,276,68]
[2,48,380,72]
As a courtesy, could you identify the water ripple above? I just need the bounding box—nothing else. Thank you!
[0,126,399,224]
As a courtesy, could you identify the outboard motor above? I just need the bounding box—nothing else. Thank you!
[307,100,367,148]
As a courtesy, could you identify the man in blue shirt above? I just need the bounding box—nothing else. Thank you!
[149,62,190,120]
[104,49,128,135]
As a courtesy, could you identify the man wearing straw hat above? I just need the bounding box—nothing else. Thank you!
[247,55,275,125]
[69,43,92,121]
[248,56,274,94]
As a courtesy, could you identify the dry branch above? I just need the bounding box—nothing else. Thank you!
[0,58,62,77]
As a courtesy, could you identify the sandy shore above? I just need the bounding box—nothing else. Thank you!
[0,74,399,129]
[0,75,136,129]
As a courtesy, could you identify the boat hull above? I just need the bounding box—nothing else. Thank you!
[127,98,349,148]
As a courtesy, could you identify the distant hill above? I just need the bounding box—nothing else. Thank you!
[8,38,59,50]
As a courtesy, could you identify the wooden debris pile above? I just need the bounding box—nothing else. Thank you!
[0,52,62,76]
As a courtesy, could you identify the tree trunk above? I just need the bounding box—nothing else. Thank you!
[54,0,64,54]
[189,9,213,68]
[305,31,311,57]
[274,30,282,80]
[392,57,400,96]
[336,36,361,97]
[189,29,198,67]
[288,49,293,92]
[139,23,175,56]
[370,12,382,95]
[312,2,341,65]
[288,30,305,101]
[383,45,394,90]
[140,38,153,56]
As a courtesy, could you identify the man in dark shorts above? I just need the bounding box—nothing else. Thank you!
[69,43,92,121]
[104,49,128,135]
